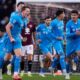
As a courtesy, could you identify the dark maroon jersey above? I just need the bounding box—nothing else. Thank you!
[21,22,36,46]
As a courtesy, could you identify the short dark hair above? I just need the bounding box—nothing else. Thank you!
[17,2,24,7]
[21,6,30,12]
[44,16,51,20]
[56,9,64,16]
[71,10,78,14]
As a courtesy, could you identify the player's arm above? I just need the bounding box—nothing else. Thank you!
[6,23,12,38]
[6,22,15,42]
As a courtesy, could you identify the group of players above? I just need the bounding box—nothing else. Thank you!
[0,1,80,80]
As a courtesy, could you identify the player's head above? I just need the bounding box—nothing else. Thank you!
[56,9,65,20]
[17,2,25,12]
[71,10,79,22]
[0,27,5,37]
[21,6,30,18]
[44,16,51,26]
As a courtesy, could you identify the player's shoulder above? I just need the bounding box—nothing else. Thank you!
[38,23,44,28]
[36,23,43,30]
[10,11,18,17]
[67,19,72,24]
[66,19,72,27]
[51,18,57,25]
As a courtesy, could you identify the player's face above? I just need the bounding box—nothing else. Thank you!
[45,18,51,26]
[59,12,65,20]
[0,31,4,37]
[71,13,78,22]
[26,8,30,16]
[22,8,30,17]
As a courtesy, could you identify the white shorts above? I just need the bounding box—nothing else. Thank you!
[21,45,33,56]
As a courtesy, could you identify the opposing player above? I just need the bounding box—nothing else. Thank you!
[5,6,28,79]
[21,14,36,77]
[66,10,80,73]
[0,27,6,80]
[50,9,70,79]
[36,16,56,77]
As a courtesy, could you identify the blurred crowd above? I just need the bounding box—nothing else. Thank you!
[0,0,15,27]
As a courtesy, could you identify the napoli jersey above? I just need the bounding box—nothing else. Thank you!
[50,18,64,41]
[36,23,53,45]
[66,19,80,40]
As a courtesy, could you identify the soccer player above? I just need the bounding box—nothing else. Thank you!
[66,10,80,73]
[0,27,6,80]
[36,16,56,77]
[50,9,70,79]
[21,14,36,77]
[5,6,29,79]
[3,2,25,76]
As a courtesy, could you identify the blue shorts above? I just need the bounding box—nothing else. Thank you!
[53,41,64,55]
[5,37,22,53]
[66,40,80,57]
[39,43,52,55]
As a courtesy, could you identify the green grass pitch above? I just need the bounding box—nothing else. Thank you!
[3,74,80,80]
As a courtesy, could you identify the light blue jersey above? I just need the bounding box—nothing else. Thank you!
[50,18,66,70]
[36,23,53,54]
[66,19,80,57]
[50,18,64,54]
[5,11,28,53]
[50,18,64,40]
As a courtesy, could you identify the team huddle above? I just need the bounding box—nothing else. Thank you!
[0,1,80,80]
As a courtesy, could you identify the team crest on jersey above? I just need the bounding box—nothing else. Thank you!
[25,28,30,34]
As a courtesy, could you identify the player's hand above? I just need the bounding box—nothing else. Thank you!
[10,37,15,43]
[56,37,63,40]
[36,39,41,44]
[76,31,80,35]
[33,43,37,50]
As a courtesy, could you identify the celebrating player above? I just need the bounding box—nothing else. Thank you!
[66,10,80,73]
[50,9,70,79]
[5,6,29,79]
[36,16,56,77]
